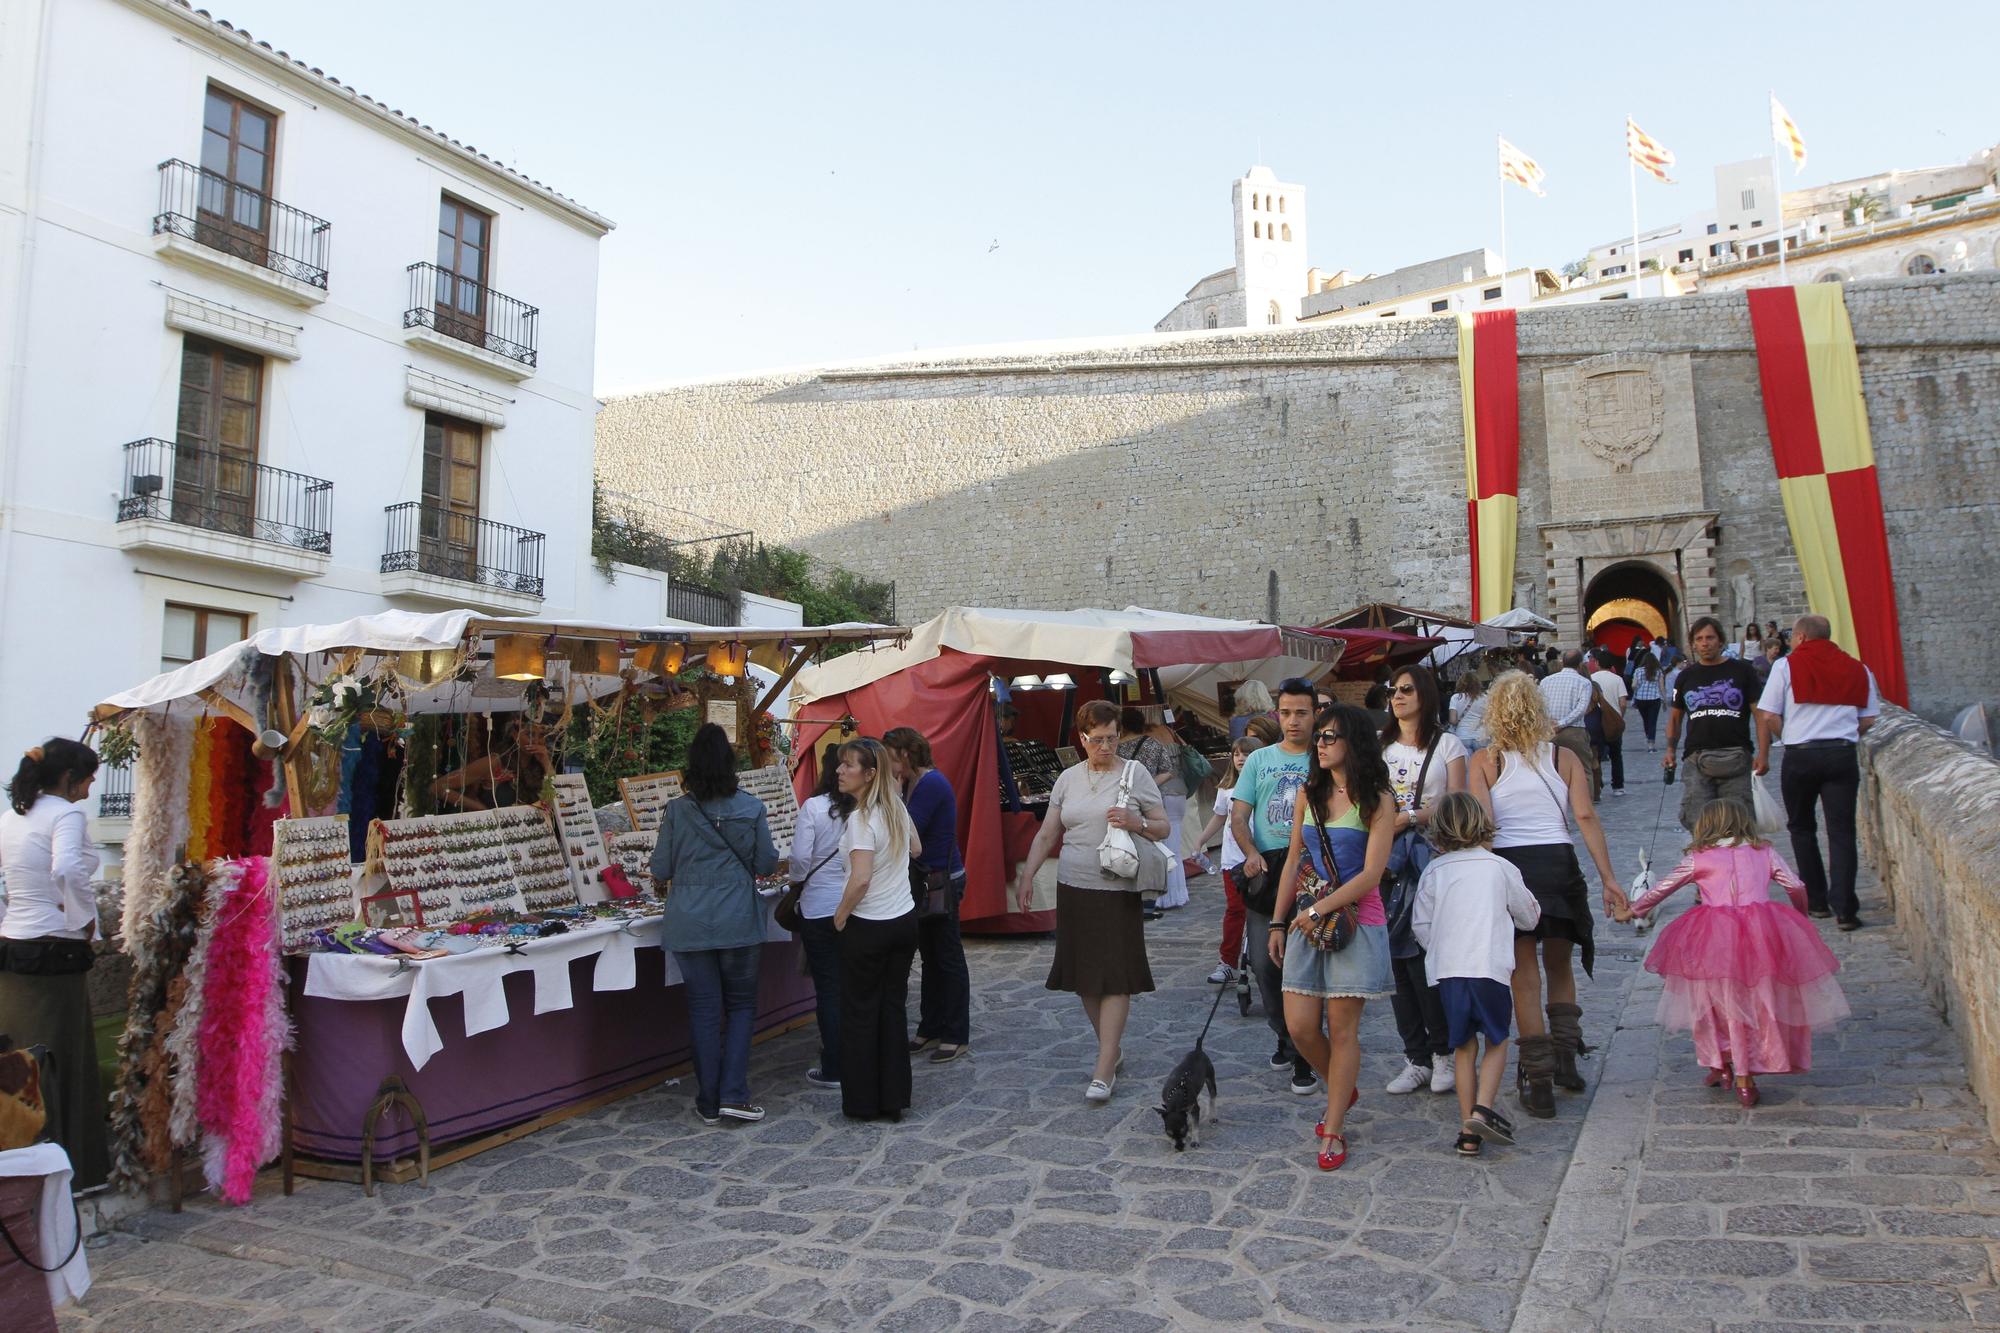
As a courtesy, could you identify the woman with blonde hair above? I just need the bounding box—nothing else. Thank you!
[1231,681,1276,741]
[832,738,921,1122]
[1467,672,1625,1119]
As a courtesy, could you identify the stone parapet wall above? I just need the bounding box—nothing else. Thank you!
[1860,707,2000,1140]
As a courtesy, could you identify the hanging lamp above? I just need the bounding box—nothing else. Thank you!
[492,634,546,681]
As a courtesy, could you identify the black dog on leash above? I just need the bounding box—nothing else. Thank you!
[1155,981,1225,1151]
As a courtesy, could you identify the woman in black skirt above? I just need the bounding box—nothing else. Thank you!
[0,739,107,1186]
[1013,700,1169,1104]
[1467,673,1624,1119]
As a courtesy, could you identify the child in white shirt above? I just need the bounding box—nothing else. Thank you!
[1412,791,1542,1156]
[1194,736,1263,985]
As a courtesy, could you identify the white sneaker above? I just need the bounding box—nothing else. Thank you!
[1386,1060,1430,1094]
[1207,963,1233,984]
[1430,1062,1456,1094]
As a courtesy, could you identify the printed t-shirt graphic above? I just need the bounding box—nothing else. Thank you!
[1236,744,1311,852]
[1671,660,1761,754]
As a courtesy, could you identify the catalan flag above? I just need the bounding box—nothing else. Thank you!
[1771,94,1807,172]
[1457,310,1520,620]
[1747,285,1908,705]
[1498,137,1546,196]
[1626,117,1677,184]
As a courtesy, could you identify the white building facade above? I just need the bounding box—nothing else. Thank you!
[1155,166,1311,331]
[0,0,793,831]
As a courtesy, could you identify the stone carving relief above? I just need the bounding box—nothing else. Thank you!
[1578,363,1665,473]
[1541,351,1702,523]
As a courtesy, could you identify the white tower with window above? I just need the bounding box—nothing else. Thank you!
[1233,166,1309,326]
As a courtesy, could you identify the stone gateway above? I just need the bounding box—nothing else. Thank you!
[596,273,2000,721]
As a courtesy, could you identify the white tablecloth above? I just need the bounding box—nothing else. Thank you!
[301,909,791,1069]
[0,1142,90,1308]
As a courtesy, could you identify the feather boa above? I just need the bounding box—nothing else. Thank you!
[124,714,194,948]
[186,721,214,861]
[164,860,229,1148]
[195,856,291,1205]
[108,859,205,1193]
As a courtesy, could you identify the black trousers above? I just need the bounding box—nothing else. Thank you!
[914,873,971,1046]
[838,910,918,1118]
[1780,741,1861,920]
[1634,698,1661,743]
[1244,846,1310,1077]
[1390,952,1450,1065]
[1595,732,1626,791]
[798,915,844,1080]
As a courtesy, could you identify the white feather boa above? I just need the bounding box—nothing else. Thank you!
[163,859,229,1148]
[123,713,194,950]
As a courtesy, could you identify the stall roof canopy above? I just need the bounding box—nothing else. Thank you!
[93,609,907,721]
[794,606,1345,706]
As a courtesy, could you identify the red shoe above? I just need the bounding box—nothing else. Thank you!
[1314,1088,1358,1138]
[1704,1065,1730,1088]
[1317,1131,1347,1171]
[1736,1082,1760,1108]
[1349,1086,1359,1109]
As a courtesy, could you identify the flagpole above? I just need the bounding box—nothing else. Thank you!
[1770,92,1789,285]
[1628,116,1642,300]
[1498,136,1509,287]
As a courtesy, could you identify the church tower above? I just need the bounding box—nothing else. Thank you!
[1232,166,1308,326]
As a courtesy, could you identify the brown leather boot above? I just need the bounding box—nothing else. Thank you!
[1547,1003,1586,1092]
[1516,1035,1557,1119]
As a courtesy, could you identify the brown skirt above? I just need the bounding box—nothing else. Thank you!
[1045,884,1154,997]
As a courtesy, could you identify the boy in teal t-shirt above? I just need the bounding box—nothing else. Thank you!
[1233,742,1311,858]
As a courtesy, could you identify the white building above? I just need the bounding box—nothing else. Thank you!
[1155,166,1311,331]
[0,0,794,834]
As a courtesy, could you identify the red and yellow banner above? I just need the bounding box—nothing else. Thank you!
[1458,309,1519,621]
[1747,284,1908,705]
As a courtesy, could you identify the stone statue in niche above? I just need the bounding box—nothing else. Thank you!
[1514,579,1538,614]
[1732,571,1755,631]
[1578,364,1666,473]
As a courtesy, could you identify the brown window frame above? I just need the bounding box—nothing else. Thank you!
[435,195,494,341]
[198,84,276,256]
[420,411,484,581]
[173,336,263,538]
[161,603,251,673]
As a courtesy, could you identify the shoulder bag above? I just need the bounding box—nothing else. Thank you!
[1595,683,1627,743]
[1384,738,1439,955]
[1097,762,1142,879]
[1177,743,1213,791]
[775,843,841,933]
[1292,804,1359,952]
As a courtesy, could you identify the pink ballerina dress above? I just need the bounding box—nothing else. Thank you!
[1631,840,1849,1075]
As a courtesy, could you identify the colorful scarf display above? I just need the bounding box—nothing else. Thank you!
[195,856,290,1205]
[1457,309,1521,620]
[123,714,194,947]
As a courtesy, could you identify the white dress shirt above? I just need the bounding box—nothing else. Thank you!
[1538,668,1595,729]
[1756,656,1881,744]
[1591,668,1629,713]
[788,794,850,920]
[0,794,101,939]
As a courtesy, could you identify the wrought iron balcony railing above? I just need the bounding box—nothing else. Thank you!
[403,262,539,368]
[153,160,331,289]
[381,502,545,599]
[117,438,333,553]
[664,582,743,627]
[98,764,133,819]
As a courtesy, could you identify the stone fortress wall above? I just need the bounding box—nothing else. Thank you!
[596,273,2000,721]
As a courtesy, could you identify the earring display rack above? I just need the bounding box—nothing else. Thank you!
[273,815,356,950]
[607,830,658,898]
[738,765,799,858]
[619,771,684,833]
[548,772,611,904]
[370,805,580,925]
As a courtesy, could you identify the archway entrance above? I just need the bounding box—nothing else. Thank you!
[1585,561,1681,657]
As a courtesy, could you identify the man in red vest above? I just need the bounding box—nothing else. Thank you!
[1753,614,1881,931]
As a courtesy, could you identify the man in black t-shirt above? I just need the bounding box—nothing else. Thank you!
[1664,617,1761,833]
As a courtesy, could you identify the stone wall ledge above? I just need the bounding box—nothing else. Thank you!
[1860,706,2000,1140]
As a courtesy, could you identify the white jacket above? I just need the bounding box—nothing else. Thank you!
[1411,848,1541,987]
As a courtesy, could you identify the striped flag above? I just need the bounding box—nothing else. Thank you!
[1626,117,1677,184]
[1771,94,1807,172]
[1457,311,1520,620]
[1498,137,1546,196]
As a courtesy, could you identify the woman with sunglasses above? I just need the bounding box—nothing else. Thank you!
[1269,705,1396,1171]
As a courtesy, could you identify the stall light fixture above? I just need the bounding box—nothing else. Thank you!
[636,640,688,677]
[1043,673,1077,691]
[492,635,546,682]
[706,639,749,677]
[1105,669,1136,686]
[1009,675,1044,692]
[565,639,620,676]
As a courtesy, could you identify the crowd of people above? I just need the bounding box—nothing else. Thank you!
[0,615,1883,1182]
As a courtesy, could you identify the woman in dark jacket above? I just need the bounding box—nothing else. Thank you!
[884,727,970,1062]
[652,724,779,1125]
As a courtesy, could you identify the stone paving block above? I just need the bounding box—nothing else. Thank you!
[1631,1204,1714,1236]
[597,1293,709,1331]
[1765,1280,1972,1322]
[1006,1221,1159,1274]
[1609,1277,1757,1319]
[1723,1203,1869,1237]
[1805,1239,1993,1283]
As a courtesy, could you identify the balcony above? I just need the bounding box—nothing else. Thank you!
[402,263,539,381]
[665,581,742,627]
[380,501,545,613]
[114,438,332,577]
[151,160,330,306]
[97,764,134,820]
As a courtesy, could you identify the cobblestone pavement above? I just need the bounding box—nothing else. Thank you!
[59,747,2000,1331]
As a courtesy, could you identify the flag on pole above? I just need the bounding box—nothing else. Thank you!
[1457,310,1521,621]
[1626,118,1677,183]
[1771,95,1807,173]
[1498,137,1547,196]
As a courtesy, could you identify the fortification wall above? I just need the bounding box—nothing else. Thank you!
[596,273,2000,720]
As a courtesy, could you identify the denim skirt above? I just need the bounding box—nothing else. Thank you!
[1281,921,1392,1000]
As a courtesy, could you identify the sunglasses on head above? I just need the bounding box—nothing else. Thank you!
[1313,730,1345,745]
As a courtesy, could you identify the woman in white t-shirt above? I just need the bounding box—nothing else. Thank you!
[832,738,920,1122]
[1377,667,1470,1096]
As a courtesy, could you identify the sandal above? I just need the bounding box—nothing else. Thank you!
[1464,1104,1514,1146]
[1317,1131,1348,1172]
[1455,1132,1483,1157]
[930,1044,968,1063]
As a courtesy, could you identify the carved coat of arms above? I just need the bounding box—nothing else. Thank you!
[1578,365,1665,473]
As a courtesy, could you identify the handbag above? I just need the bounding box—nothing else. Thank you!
[1177,743,1213,791]
[1096,761,1142,879]
[1383,736,1440,957]
[1595,684,1627,743]
[775,845,841,932]
[908,860,955,921]
[1294,806,1358,952]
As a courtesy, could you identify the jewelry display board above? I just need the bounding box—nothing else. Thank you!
[273,815,355,950]
[492,805,578,914]
[549,772,611,904]
[608,831,658,898]
[371,806,580,924]
[1003,739,1064,801]
[619,771,684,833]
[738,765,799,858]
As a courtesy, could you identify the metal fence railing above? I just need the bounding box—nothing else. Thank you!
[381,502,545,599]
[153,159,331,289]
[404,262,539,368]
[664,581,742,627]
[98,764,133,819]
[117,437,333,553]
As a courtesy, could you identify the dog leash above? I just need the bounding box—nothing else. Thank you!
[1194,962,1229,1051]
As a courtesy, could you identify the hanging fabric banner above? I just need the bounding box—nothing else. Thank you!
[1746,284,1908,705]
[1458,309,1520,621]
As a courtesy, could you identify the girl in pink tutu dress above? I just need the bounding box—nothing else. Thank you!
[1621,798,1849,1107]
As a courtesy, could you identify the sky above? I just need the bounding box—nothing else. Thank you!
[208,1,2000,395]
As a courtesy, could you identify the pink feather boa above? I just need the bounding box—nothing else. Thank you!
[194,856,292,1204]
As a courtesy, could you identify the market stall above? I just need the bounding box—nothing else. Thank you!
[88,611,907,1197]
[791,607,1346,933]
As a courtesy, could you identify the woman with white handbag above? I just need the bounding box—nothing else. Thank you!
[1014,700,1170,1103]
